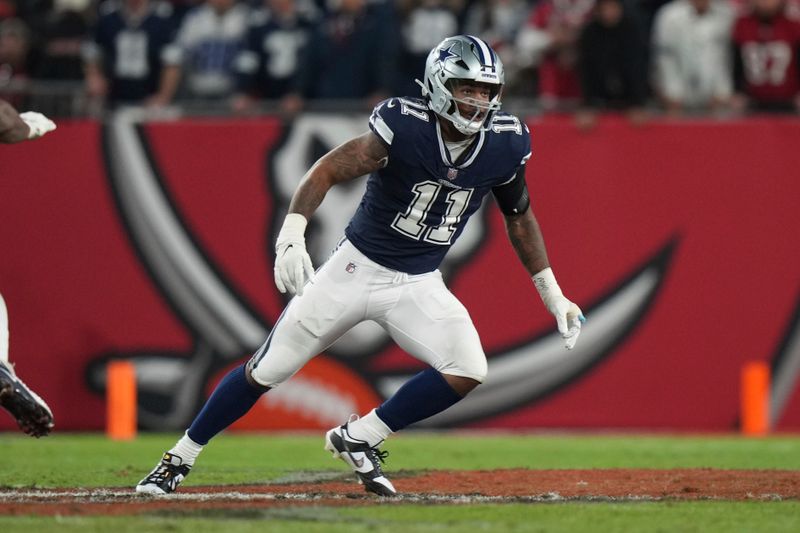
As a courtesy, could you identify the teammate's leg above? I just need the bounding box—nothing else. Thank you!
[0,292,54,437]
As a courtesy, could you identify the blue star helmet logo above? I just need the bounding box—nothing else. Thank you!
[436,43,458,65]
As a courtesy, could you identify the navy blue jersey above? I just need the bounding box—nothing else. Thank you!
[345,98,532,275]
[90,1,177,103]
[234,8,317,99]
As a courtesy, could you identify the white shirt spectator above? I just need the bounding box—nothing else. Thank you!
[163,0,250,98]
[652,0,735,108]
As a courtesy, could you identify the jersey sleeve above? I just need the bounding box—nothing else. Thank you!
[368,97,431,160]
[494,114,532,185]
[368,98,396,147]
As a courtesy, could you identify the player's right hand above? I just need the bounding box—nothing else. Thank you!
[274,213,315,296]
[19,112,56,139]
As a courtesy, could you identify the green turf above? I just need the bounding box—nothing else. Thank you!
[0,432,798,488]
[1,433,798,531]
[1,502,799,532]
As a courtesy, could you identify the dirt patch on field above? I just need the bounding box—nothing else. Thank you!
[1,469,798,516]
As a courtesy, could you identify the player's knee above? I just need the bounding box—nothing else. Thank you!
[440,351,487,384]
[248,346,303,388]
[465,355,488,383]
[442,373,481,396]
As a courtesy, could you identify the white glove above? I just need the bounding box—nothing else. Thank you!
[533,267,586,350]
[274,213,315,296]
[19,112,56,139]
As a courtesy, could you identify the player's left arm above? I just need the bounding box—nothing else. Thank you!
[494,167,585,349]
[0,100,56,144]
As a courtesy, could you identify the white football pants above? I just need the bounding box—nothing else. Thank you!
[249,239,487,387]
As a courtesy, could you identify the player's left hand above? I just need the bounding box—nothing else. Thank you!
[19,112,56,139]
[545,294,585,350]
[533,267,586,350]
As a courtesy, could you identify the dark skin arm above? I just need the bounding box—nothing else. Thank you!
[503,206,551,276]
[448,195,556,397]
[288,131,389,217]
[0,100,30,144]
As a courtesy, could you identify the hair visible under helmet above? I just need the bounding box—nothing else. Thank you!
[417,35,505,136]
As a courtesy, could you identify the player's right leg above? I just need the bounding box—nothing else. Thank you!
[136,244,372,494]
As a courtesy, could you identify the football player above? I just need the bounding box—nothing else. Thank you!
[137,35,584,497]
[0,100,56,437]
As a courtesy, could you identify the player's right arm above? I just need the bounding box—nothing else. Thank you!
[274,131,388,296]
[289,131,388,218]
[0,100,56,144]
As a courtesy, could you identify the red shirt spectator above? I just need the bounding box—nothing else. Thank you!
[733,0,800,110]
[516,0,595,108]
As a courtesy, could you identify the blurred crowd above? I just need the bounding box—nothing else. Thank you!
[1,0,799,119]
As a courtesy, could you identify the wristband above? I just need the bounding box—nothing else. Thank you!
[532,267,563,300]
[275,213,308,249]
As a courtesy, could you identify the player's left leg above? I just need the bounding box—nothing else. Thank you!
[328,272,486,495]
[0,293,54,437]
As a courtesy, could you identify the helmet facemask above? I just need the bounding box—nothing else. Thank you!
[417,35,505,136]
[443,79,503,135]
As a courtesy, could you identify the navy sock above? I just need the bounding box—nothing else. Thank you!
[375,368,463,431]
[187,364,265,445]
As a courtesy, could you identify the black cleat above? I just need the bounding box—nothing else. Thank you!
[324,419,396,497]
[0,360,54,437]
[136,452,192,495]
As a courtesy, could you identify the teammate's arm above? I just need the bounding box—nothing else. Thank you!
[0,100,56,144]
[494,167,585,350]
[0,100,31,143]
[274,132,388,296]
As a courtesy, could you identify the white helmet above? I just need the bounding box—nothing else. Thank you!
[417,35,504,135]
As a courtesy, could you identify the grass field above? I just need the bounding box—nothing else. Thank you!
[1,432,799,532]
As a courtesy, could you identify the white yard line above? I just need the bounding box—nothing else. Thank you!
[0,489,667,504]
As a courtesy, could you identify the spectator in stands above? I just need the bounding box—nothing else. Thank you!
[34,1,92,81]
[160,0,250,103]
[231,0,317,113]
[395,0,461,96]
[462,0,530,95]
[732,0,800,113]
[0,18,32,106]
[514,0,596,110]
[576,0,647,127]
[159,0,251,103]
[83,0,178,107]
[294,0,398,107]
[651,0,736,115]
